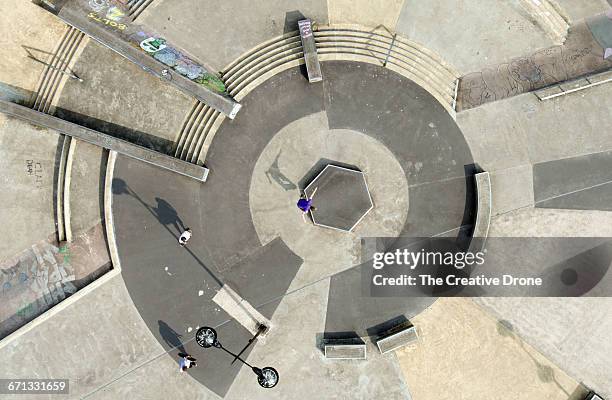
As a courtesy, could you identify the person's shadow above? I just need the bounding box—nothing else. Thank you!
[152,197,186,236]
[158,320,187,355]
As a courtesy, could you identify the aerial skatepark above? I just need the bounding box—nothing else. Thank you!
[0,0,612,399]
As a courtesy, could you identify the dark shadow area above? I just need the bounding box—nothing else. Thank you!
[112,177,223,287]
[54,106,174,154]
[537,241,612,296]
[459,163,479,250]
[318,332,364,354]
[21,45,82,81]
[0,81,34,107]
[534,151,612,211]
[152,197,186,236]
[283,10,306,33]
[264,150,297,191]
[98,149,109,249]
[298,158,361,189]
[158,320,187,354]
[366,315,409,338]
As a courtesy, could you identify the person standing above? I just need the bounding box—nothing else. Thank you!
[178,353,197,372]
[178,228,192,247]
[297,187,317,223]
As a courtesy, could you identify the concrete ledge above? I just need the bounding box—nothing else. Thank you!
[0,267,121,350]
[63,137,77,242]
[376,325,418,354]
[298,19,323,83]
[104,151,121,271]
[324,342,367,360]
[535,69,612,100]
[212,284,271,337]
[0,100,209,182]
[470,172,492,252]
[55,135,71,242]
[37,0,241,119]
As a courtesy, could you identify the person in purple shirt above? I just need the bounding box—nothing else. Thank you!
[297,187,318,222]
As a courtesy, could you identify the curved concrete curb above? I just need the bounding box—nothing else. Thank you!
[63,136,77,242]
[55,135,71,242]
[181,24,461,165]
[469,171,492,252]
[104,150,122,272]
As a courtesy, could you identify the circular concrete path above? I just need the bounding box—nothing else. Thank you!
[112,61,474,396]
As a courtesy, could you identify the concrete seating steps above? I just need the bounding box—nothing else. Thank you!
[174,101,223,164]
[222,26,459,109]
[32,26,85,114]
[180,25,459,165]
[126,0,155,20]
[519,0,569,43]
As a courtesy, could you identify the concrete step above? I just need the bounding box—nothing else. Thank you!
[127,0,156,20]
[191,25,460,165]
[32,26,85,114]
[314,35,457,89]
[174,102,225,164]
[519,0,569,43]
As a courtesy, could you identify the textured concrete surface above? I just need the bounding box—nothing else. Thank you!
[0,0,66,104]
[457,17,612,110]
[490,207,612,237]
[0,273,216,400]
[68,140,107,235]
[0,227,110,339]
[0,115,61,260]
[250,112,409,289]
[140,0,329,71]
[55,40,192,154]
[398,298,588,400]
[458,83,612,215]
[556,0,610,22]
[476,297,612,398]
[328,0,404,29]
[396,0,553,74]
[227,278,413,400]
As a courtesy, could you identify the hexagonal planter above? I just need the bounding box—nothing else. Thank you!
[304,165,373,232]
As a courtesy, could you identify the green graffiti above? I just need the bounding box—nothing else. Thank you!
[16,303,34,318]
[59,245,71,264]
[196,73,227,93]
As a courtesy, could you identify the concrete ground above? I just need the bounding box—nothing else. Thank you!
[0,115,61,259]
[395,0,554,74]
[0,0,66,105]
[139,0,329,71]
[397,298,588,400]
[457,16,612,110]
[2,0,612,399]
[55,40,193,154]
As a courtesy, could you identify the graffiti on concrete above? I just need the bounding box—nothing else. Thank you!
[87,11,128,30]
[128,30,227,92]
[88,0,109,12]
[25,159,43,188]
[458,21,612,110]
[0,241,77,337]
